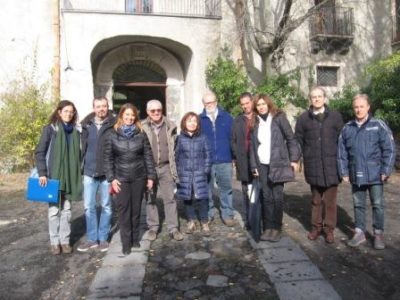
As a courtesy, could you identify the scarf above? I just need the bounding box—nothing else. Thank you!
[121,124,136,138]
[50,123,82,201]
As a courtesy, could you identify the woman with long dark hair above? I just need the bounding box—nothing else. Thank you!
[35,100,82,255]
[103,103,156,255]
[250,94,300,242]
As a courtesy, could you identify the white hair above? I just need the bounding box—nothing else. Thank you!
[146,99,163,110]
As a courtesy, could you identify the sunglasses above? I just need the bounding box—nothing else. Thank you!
[149,109,162,113]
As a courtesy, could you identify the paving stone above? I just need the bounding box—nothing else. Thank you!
[92,265,145,284]
[249,236,298,249]
[184,251,211,260]
[274,279,341,300]
[258,245,310,263]
[102,251,148,267]
[206,275,229,287]
[261,260,323,282]
[172,279,204,291]
[184,289,201,299]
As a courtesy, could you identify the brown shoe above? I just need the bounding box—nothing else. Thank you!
[170,230,184,241]
[50,245,61,255]
[260,229,272,241]
[269,229,282,242]
[223,218,236,227]
[61,244,72,254]
[325,230,335,244]
[186,220,197,234]
[145,230,157,241]
[201,222,211,236]
[308,228,321,241]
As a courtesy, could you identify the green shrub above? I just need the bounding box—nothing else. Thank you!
[206,49,250,116]
[254,72,308,109]
[363,52,400,133]
[330,85,359,123]
[0,69,54,172]
[206,50,307,114]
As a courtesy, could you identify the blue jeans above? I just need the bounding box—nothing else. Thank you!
[83,175,112,242]
[208,163,234,220]
[184,199,208,223]
[352,184,384,232]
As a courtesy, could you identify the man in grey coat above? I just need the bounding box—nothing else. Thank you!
[142,100,183,241]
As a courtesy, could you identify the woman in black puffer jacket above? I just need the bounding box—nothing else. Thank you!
[175,112,211,235]
[104,104,156,255]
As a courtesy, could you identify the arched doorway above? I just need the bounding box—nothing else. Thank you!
[93,42,187,123]
[112,60,167,119]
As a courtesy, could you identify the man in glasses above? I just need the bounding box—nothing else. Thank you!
[142,99,184,241]
[200,91,236,227]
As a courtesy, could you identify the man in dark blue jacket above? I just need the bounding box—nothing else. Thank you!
[200,91,235,226]
[338,94,396,250]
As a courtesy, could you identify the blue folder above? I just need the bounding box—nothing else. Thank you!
[26,178,60,203]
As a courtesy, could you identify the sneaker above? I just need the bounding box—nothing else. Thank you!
[145,230,157,241]
[260,229,272,241]
[50,245,61,255]
[201,222,211,236]
[77,240,98,252]
[61,244,72,254]
[347,230,366,247]
[374,233,385,250]
[170,230,184,241]
[185,221,197,234]
[269,229,282,242]
[223,218,236,227]
[98,241,109,252]
[307,228,321,241]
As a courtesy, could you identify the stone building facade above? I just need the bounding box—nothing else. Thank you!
[0,0,399,120]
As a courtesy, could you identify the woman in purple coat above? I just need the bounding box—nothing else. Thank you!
[175,112,211,235]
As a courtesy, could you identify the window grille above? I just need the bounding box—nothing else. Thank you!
[316,66,339,86]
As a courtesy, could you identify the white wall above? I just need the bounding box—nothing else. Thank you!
[0,0,53,97]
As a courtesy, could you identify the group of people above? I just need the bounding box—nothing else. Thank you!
[34,86,396,256]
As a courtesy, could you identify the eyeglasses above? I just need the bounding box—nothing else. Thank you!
[149,109,162,114]
[203,100,216,106]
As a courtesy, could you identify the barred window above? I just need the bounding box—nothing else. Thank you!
[316,66,339,86]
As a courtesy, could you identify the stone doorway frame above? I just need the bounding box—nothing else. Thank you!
[94,42,184,123]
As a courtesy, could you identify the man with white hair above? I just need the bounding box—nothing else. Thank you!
[142,99,183,241]
[200,91,235,227]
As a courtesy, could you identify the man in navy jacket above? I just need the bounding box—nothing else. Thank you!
[200,91,235,226]
[338,94,396,250]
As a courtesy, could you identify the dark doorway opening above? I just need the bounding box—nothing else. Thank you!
[112,60,167,119]
[113,83,166,120]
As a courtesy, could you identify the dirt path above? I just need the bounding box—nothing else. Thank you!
[0,173,105,300]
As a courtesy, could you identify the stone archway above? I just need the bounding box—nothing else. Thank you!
[94,43,184,122]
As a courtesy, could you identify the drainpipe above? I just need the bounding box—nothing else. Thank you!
[52,0,60,100]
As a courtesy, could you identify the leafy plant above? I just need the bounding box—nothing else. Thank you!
[362,52,400,133]
[206,48,250,116]
[0,64,54,172]
[255,72,307,109]
[330,85,359,123]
